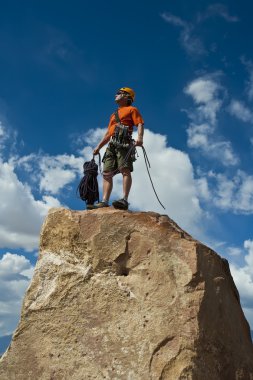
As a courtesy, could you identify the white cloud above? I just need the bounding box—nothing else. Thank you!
[0,123,4,137]
[184,75,223,125]
[184,75,239,166]
[81,128,106,147]
[241,57,253,101]
[0,160,61,251]
[195,177,211,201]
[198,4,239,23]
[185,77,220,104]
[230,240,253,328]
[17,153,84,195]
[0,253,34,336]
[161,13,206,56]
[187,123,210,148]
[244,240,253,268]
[205,140,238,166]
[40,168,75,193]
[0,122,8,155]
[161,6,238,57]
[209,170,253,213]
[227,246,243,256]
[0,253,33,280]
[161,13,187,28]
[228,100,253,123]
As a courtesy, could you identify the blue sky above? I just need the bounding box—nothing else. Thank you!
[1,0,253,352]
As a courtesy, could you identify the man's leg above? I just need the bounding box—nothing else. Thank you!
[112,167,132,210]
[121,167,132,201]
[93,145,116,208]
[102,173,113,202]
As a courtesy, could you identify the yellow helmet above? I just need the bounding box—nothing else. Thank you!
[119,87,135,101]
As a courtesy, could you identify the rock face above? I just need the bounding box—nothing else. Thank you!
[1,208,253,380]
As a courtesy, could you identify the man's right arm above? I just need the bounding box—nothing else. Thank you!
[93,130,111,155]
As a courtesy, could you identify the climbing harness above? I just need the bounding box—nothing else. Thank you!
[110,109,133,148]
[77,154,102,205]
[111,124,132,148]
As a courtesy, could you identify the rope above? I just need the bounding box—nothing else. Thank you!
[77,154,101,204]
[141,146,165,210]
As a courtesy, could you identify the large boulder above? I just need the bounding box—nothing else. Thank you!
[1,208,253,379]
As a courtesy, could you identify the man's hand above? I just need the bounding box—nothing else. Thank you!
[93,147,100,155]
[134,140,143,147]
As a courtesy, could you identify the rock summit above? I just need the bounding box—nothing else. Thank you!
[1,208,253,379]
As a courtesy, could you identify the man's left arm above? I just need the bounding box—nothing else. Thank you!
[135,123,144,146]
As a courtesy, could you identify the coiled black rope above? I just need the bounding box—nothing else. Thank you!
[77,154,101,204]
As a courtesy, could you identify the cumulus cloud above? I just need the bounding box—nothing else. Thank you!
[228,100,253,123]
[16,152,84,195]
[0,253,34,336]
[185,77,220,105]
[230,240,253,328]
[38,154,83,194]
[184,75,239,166]
[208,170,253,213]
[184,75,223,125]
[195,177,211,201]
[80,128,106,147]
[0,160,61,251]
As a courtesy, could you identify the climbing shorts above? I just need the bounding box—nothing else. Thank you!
[102,143,134,173]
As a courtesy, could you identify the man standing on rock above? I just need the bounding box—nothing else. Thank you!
[92,87,144,210]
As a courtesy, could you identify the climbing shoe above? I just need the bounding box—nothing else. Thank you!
[112,199,129,210]
[94,201,109,208]
[86,204,96,210]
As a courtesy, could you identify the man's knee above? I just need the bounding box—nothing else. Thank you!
[120,167,131,177]
[103,171,113,182]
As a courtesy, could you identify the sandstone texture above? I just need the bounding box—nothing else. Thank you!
[1,208,253,380]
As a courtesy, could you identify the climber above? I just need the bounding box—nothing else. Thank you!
[92,87,144,210]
